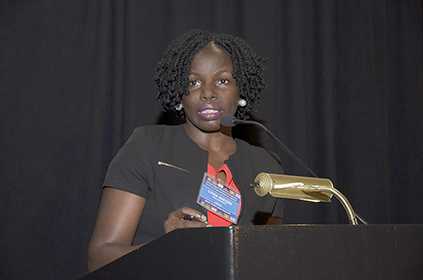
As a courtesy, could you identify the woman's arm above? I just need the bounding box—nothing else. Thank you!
[88,188,145,272]
[88,188,208,272]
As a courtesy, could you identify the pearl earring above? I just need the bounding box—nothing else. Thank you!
[175,103,183,111]
[238,99,247,107]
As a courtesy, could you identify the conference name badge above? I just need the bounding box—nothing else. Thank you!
[196,173,241,224]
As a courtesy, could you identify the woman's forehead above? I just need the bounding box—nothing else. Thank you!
[190,43,233,74]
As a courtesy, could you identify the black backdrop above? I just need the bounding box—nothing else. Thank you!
[1,0,422,279]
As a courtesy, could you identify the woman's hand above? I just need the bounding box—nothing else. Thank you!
[164,207,208,233]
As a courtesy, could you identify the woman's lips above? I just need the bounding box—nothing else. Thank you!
[197,108,222,121]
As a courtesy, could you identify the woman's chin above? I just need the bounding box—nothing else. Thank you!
[199,122,221,132]
[185,119,222,133]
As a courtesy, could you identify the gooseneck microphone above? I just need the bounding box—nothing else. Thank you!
[221,115,368,224]
[221,115,318,177]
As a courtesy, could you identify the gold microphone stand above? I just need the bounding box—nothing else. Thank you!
[254,173,358,225]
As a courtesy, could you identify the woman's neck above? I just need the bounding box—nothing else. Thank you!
[183,122,235,153]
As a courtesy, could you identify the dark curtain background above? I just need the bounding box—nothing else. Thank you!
[1,0,422,279]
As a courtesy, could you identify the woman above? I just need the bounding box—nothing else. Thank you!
[88,30,282,272]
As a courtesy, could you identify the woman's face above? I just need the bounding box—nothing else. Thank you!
[182,43,240,133]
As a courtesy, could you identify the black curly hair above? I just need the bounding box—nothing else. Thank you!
[154,30,266,120]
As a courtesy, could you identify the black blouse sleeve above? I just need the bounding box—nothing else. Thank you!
[103,127,155,199]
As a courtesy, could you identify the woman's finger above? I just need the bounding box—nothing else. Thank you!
[181,219,208,228]
[180,207,207,223]
[164,207,208,233]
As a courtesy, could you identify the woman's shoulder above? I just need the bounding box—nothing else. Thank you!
[132,124,178,135]
[236,138,271,157]
[236,138,283,172]
[129,124,180,142]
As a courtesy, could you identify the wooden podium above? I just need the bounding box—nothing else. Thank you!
[81,225,423,280]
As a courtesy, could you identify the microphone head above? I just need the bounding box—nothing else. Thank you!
[221,115,236,127]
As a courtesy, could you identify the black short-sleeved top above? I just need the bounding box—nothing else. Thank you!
[104,125,283,244]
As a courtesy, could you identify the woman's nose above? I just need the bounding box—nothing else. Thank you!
[200,85,217,101]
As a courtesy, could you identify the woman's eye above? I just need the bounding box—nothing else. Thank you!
[188,80,201,88]
[217,79,229,86]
